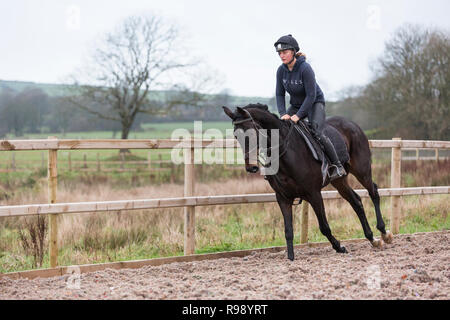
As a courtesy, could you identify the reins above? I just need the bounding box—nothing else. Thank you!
[232,109,295,167]
[232,108,301,203]
[232,109,296,168]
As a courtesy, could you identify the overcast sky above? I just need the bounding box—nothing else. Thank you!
[1,0,449,100]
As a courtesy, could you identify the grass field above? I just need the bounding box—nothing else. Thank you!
[0,157,448,273]
[0,181,447,273]
[0,121,238,172]
[3,121,235,140]
[0,123,449,273]
[1,121,447,166]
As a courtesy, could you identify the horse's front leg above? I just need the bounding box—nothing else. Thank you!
[308,191,348,253]
[276,192,295,261]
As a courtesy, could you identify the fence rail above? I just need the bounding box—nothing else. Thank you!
[0,186,447,218]
[1,138,450,151]
[0,138,240,150]
[1,137,449,268]
[1,151,448,172]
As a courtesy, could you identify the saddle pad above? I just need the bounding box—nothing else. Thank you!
[323,125,350,164]
[293,122,322,161]
[292,120,350,186]
[294,121,349,164]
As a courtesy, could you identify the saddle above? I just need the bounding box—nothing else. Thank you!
[293,119,350,186]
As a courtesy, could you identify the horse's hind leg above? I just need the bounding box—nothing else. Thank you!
[331,176,384,248]
[345,140,393,244]
[353,173,393,244]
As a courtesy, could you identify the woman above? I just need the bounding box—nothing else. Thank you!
[274,34,346,180]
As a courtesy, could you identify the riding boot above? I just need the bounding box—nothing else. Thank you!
[320,135,347,180]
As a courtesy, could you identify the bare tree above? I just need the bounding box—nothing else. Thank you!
[66,14,213,144]
[362,24,449,139]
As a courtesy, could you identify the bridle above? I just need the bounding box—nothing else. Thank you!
[232,109,296,168]
[232,108,300,203]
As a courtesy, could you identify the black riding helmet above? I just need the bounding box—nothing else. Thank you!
[274,34,299,65]
[274,34,299,52]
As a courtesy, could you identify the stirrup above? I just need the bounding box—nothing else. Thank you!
[328,164,346,180]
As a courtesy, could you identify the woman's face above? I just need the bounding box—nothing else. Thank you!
[278,49,294,64]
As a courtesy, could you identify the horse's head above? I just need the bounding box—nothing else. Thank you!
[223,103,272,174]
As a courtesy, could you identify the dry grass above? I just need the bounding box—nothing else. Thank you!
[0,159,448,272]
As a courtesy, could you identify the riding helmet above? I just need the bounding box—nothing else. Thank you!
[274,34,300,53]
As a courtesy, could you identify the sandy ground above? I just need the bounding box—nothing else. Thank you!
[0,231,449,300]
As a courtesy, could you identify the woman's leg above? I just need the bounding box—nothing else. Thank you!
[308,102,326,133]
[308,102,346,180]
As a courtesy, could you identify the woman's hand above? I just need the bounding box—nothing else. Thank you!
[290,114,300,123]
[281,114,291,121]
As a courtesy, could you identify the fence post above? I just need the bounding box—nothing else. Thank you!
[435,148,439,161]
[147,151,152,171]
[11,153,16,171]
[48,136,58,267]
[96,153,101,172]
[415,148,419,160]
[170,162,175,183]
[199,162,204,180]
[300,201,309,244]
[390,137,402,234]
[120,153,125,170]
[222,148,227,171]
[68,152,72,171]
[83,153,87,169]
[184,145,195,255]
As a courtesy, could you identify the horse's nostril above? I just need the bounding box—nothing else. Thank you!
[246,165,259,173]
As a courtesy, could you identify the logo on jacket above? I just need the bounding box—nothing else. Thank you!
[283,79,303,86]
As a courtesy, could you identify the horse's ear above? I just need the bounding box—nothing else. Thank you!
[222,106,235,120]
[236,107,247,116]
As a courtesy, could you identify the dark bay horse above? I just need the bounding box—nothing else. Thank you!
[223,103,393,260]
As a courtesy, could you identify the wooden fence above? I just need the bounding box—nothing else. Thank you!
[0,137,449,267]
[1,151,175,173]
[2,148,448,172]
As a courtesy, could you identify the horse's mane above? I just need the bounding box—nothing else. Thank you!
[242,103,289,129]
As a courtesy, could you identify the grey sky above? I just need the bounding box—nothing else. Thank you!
[1,0,449,100]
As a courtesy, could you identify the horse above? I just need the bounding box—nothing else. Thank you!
[223,103,393,261]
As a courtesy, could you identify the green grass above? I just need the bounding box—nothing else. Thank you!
[3,121,235,140]
[0,136,448,273]
[194,195,449,256]
[0,121,240,172]
[0,122,408,173]
[0,194,448,273]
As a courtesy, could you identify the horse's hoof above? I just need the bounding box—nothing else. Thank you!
[287,253,295,261]
[381,231,393,244]
[337,246,348,254]
[371,238,385,249]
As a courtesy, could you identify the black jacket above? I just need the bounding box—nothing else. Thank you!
[275,55,325,118]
